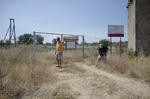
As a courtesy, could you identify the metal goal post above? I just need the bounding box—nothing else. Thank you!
[33,31,85,59]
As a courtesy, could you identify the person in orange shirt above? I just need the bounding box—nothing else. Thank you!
[55,37,65,68]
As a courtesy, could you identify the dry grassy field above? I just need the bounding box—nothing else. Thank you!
[0,46,150,99]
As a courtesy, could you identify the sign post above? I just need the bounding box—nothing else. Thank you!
[110,37,112,54]
[120,37,122,56]
[108,25,124,56]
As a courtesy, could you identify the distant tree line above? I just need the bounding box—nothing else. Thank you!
[18,34,44,44]
[0,40,10,46]
[0,34,44,46]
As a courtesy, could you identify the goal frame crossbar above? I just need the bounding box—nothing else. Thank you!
[15,31,85,60]
[33,31,85,59]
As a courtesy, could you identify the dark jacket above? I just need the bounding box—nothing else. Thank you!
[98,47,104,56]
[98,45,108,56]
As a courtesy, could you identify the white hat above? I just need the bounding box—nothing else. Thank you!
[100,44,103,46]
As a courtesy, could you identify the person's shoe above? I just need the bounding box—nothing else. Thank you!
[96,64,98,66]
[57,65,60,67]
[59,66,62,68]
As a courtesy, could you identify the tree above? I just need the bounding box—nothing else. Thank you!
[18,34,44,45]
[18,34,33,44]
[99,39,109,46]
[76,41,79,45]
[0,40,11,46]
[36,35,44,44]
[0,40,4,46]
[52,39,57,45]
[5,40,11,45]
[91,42,99,46]
[45,42,52,45]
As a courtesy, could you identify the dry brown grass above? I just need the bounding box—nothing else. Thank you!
[37,50,85,64]
[0,45,150,98]
[60,63,86,77]
[36,50,87,76]
[0,47,88,98]
[0,48,56,99]
[107,53,150,82]
[52,83,76,99]
[85,49,150,82]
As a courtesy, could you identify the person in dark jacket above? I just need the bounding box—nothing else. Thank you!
[96,44,108,66]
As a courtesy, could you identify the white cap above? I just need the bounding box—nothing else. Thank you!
[100,44,103,46]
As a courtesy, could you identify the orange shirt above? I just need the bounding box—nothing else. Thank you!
[56,41,64,53]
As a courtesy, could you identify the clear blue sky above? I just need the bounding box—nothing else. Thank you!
[0,0,128,43]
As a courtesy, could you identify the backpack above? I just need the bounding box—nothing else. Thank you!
[103,45,108,53]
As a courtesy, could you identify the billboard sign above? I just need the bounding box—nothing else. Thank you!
[108,25,124,37]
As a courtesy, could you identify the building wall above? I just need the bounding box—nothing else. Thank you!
[136,0,150,55]
[128,0,136,51]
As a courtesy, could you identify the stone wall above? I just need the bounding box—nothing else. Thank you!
[128,0,136,51]
[136,0,150,55]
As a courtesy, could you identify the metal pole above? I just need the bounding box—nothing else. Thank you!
[65,40,67,51]
[9,19,12,45]
[15,36,32,60]
[35,32,84,37]
[33,31,36,59]
[11,29,14,41]
[13,19,16,47]
[120,37,122,56]
[4,26,10,41]
[82,36,84,59]
[110,37,112,54]
[61,34,63,41]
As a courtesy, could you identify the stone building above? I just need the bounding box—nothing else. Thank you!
[127,0,150,55]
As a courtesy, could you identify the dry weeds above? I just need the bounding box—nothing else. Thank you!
[0,45,150,98]
[0,48,56,99]
[52,83,76,99]
[85,49,150,82]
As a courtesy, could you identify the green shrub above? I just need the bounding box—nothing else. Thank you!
[127,48,135,57]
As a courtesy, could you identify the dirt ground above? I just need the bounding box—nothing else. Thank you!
[22,62,150,99]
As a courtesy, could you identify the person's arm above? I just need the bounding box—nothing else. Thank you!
[61,37,65,44]
[63,37,65,42]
